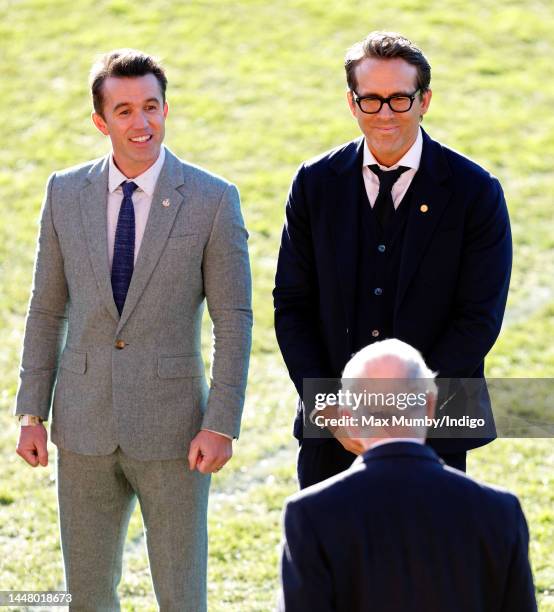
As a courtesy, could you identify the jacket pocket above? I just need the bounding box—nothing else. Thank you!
[166,234,199,249]
[59,348,87,374]
[158,354,204,379]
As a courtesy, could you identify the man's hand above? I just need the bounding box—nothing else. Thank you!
[188,430,233,474]
[313,404,365,456]
[16,423,48,467]
[334,433,365,456]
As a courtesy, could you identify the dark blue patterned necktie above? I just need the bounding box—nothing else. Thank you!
[111,181,138,315]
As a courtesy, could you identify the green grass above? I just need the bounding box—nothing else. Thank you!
[0,0,553,609]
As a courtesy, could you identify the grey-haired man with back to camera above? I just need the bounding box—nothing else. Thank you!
[279,339,537,612]
[14,49,252,611]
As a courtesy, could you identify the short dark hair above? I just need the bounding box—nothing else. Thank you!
[344,31,431,93]
[90,49,167,116]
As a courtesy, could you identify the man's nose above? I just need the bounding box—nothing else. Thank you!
[132,111,149,129]
[377,102,395,118]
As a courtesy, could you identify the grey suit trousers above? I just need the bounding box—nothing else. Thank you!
[57,448,210,612]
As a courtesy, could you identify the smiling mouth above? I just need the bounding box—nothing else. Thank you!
[130,135,152,143]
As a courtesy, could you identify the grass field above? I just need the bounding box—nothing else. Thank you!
[0,0,553,610]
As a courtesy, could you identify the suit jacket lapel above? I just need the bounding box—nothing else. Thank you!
[328,137,364,340]
[395,130,452,310]
[79,156,121,322]
[116,148,184,332]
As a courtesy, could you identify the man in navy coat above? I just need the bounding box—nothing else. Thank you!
[279,340,537,612]
[273,31,512,487]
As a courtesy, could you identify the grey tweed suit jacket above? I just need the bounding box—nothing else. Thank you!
[15,147,252,460]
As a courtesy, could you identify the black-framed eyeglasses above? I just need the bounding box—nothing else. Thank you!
[352,89,420,114]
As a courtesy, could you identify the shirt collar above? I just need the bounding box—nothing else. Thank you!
[108,146,166,195]
[363,126,423,171]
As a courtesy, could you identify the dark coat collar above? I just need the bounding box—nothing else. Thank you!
[328,128,451,182]
[362,441,442,464]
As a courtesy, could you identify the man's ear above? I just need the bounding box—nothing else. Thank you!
[92,111,109,136]
[163,101,169,118]
[419,88,432,119]
[346,90,357,118]
[426,392,437,419]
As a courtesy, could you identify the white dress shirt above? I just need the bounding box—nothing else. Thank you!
[362,127,423,208]
[107,146,166,268]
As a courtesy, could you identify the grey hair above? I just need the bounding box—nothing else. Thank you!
[341,339,437,413]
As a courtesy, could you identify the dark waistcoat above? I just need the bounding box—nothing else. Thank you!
[353,176,414,353]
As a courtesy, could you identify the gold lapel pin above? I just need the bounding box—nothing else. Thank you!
[162,199,171,208]
[420,204,429,213]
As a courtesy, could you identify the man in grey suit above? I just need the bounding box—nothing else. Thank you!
[14,49,252,611]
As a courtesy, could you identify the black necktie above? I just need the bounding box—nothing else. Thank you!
[111,181,138,315]
[368,165,409,228]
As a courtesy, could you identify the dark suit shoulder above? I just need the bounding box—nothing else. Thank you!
[442,464,522,507]
[435,138,500,186]
[302,138,360,169]
[287,457,521,523]
[296,137,362,180]
[284,460,367,511]
[421,131,506,226]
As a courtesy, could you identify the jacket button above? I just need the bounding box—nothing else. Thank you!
[374,287,383,296]
[115,339,126,349]
[371,329,380,338]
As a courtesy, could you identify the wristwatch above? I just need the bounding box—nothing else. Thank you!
[19,415,44,426]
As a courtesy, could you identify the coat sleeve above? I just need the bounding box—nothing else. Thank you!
[279,498,336,612]
[273,165,334,398]
[499,497,537,612]
[14,173,69,420]
[426,176,512,377]
[201,183,252,438]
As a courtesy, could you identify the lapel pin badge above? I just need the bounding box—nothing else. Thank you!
[420,204,429,213]
[162,198,171,208]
